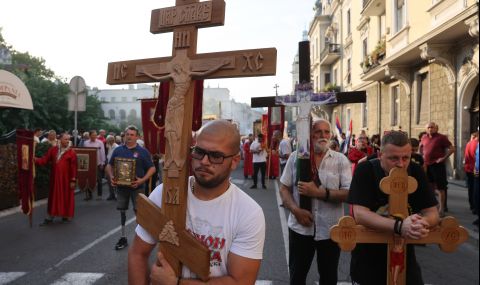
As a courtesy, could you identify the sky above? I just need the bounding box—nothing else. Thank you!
[1,0,315,104]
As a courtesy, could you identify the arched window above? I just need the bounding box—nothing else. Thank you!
[119,109,126,120]
[109,110,115,120]
[129,109,137,119]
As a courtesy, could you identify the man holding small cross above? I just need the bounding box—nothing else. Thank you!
[128,120,266,285]
[347,131,439,284]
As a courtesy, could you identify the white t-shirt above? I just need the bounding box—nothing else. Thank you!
[250,140,267,163]
[135,177,266,279]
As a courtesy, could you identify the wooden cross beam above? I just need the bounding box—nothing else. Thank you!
[330,167,468,285]
[106,0,276,280]
[250,91,366,108]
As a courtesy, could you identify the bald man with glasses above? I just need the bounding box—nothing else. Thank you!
[129,120,266,285]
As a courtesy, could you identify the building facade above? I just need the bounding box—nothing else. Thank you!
[92,84,262,136]
[309,0,479,178]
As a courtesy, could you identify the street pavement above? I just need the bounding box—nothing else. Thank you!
[0,165,478,284]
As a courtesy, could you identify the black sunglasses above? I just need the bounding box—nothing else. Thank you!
[190,146,236,164]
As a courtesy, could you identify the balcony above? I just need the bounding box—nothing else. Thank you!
[360,39,386,75]
[320,43,341,66]
[361,0,385,16]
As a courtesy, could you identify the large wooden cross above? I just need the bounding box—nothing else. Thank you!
[106,0,276,281]
[330,167,468,285]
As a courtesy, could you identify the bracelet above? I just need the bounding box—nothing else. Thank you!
[393,217,403,235]
[323,188,330,202]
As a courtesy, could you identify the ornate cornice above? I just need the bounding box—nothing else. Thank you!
[419,43,456,88]
[385,65,412,96]
[465,15,479,38]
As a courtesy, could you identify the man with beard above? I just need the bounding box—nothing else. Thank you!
[279,119,351,285]
[105,125,156,250]
[128,120,266,285]
[36,133,77,224]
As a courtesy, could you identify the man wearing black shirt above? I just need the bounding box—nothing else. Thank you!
[347,131,439,285]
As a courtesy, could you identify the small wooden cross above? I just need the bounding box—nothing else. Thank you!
[330,167,468,285]
[106,0,276,281]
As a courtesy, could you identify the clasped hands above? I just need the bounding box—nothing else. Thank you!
[400,214,430,239]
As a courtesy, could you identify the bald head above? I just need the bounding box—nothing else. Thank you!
[196,120,240,153]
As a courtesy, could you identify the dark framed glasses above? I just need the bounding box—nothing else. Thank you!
[190,146,236,164]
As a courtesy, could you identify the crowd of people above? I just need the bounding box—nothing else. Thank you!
[240,121,478,285]
[30,119,478,285]
[33,126,158,251]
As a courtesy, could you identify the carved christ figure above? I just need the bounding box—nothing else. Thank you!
[139,50,229,171]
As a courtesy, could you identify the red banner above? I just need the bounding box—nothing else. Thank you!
[267,106,285,142]
[73,147,98,191]
[141,98,164,155]
[16,129,34,215]
[147,80,204,155]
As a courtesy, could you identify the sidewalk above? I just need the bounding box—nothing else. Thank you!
[446,179,479,247]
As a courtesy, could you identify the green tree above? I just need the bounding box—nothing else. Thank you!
[0,29,112,134]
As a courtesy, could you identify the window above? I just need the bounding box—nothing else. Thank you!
[129,109,137,120]
[347,9,351,35]
[362,38,368,58]
[346,58,351,84]
[122,97,127,102]
[324,73,331,85]
[362,102,368,128]
[416,73,429,125]
[109,110,115,120]
[395,0,406,33]
[391,85,400,126]
[132,97,137,102]
[119,109,126,120]
[101,97,107,102]
[111,97,116,103]
[333,68,338,85]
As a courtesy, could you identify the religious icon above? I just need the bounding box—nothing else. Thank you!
[77,154,89,172]
[390,236,405,285]
[114,157,136,186]
[21,144,29,170]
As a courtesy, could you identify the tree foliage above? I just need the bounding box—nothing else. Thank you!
[0,29,112,134]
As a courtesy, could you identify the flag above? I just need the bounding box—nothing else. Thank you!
[335,116,343,139]
[342,120,352,154]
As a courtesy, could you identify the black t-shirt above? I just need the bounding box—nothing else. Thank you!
[347,159,437,285]
[410,153,424,167]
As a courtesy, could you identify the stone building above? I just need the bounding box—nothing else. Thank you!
[309,0,479,178]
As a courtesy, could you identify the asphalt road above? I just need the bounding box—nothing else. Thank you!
[0,165,478,284]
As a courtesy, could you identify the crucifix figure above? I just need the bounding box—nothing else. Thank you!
[139,49,230,172]
[107,0,276,281]
[330,132,468,285]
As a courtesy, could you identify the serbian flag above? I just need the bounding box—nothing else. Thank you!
[342,119,352,154]
[335,116,343,138]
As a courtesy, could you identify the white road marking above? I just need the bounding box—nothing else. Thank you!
[51,273,104,285]
[274,181,290,267]
[44,217,136,273]
[0,272,26,285]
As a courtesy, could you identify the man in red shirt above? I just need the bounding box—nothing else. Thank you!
[464,131,478,214]
[348,134,373,174]
[420,122,455,215]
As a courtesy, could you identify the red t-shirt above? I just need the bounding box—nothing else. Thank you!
[420,133,452,166]
[464,138,479,173]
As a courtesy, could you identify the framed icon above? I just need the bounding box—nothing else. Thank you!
[21,144,29,170]
[77,153,89,172]
[114,157,136,186]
